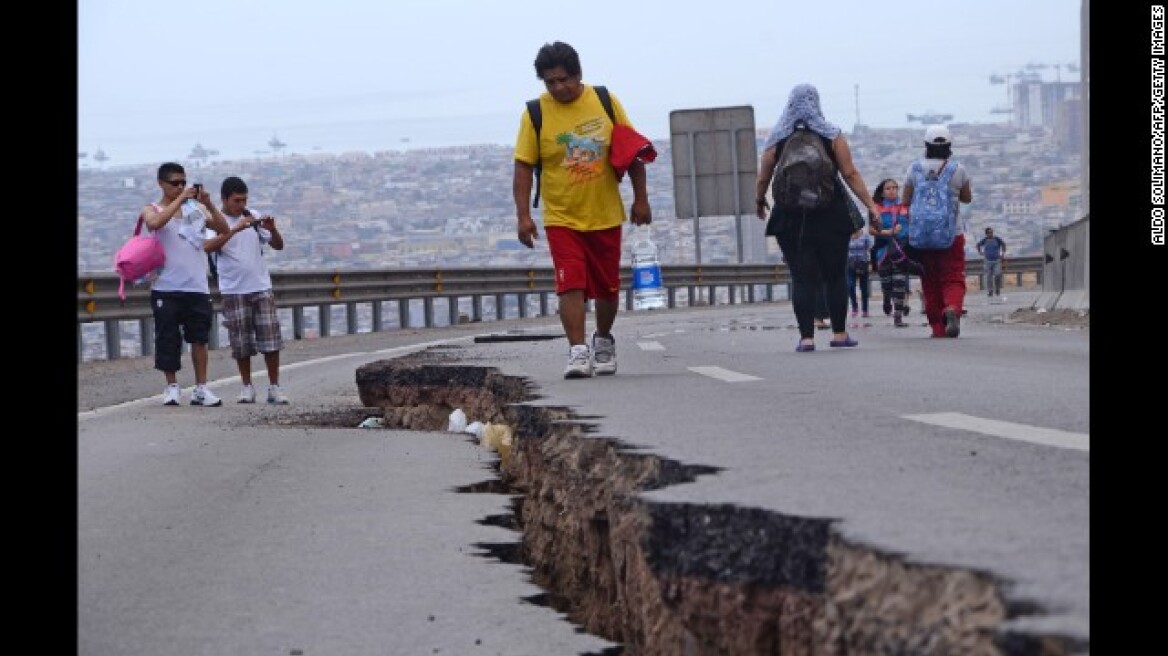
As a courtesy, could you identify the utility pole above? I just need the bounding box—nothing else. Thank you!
[854,84,862,131]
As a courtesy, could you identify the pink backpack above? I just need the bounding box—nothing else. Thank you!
[113,210,165,302]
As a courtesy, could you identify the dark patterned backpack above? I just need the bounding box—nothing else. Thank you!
[772,120,836,212]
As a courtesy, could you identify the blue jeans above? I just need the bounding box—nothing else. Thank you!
[983,259,1002,295]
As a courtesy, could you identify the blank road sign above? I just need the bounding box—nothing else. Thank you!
[670,106,758,218]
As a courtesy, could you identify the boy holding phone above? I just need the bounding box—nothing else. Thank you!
[204,176,290,404]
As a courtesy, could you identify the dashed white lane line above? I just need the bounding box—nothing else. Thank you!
[687,366,762,383]
[902,412,1089,452]
[637,341,666,351]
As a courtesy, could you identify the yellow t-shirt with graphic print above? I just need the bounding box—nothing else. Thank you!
[514,85,632,231]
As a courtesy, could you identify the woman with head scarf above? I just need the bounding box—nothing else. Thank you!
[755,84,879,352]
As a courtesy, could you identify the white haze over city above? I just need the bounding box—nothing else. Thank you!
[79,0,1082,168]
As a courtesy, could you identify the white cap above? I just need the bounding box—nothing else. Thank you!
[924,125,951,144]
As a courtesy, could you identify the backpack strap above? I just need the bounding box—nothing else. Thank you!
[594,85,616,125]
[136,202,164,235]
[525,85,617,209]
[526,98,543,208]
[936,159,957,184]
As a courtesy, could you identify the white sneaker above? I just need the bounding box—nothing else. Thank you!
[190,386,223,407]
[162,384,182,406]
[267,384,290,405]
[591,332,617,376]
[238,384,256,403]
[563,345,593,379]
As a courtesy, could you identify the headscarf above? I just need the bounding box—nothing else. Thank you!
[763,84,841,150]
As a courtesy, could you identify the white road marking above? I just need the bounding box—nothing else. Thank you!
[903,412,1089,452]
[687,366,762,383]
[77,336,475,422]
[637,341,666,351]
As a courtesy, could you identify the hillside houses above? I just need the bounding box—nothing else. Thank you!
[78,123,1081,273]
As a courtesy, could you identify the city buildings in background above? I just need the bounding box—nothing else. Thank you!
[78,121,1082,275]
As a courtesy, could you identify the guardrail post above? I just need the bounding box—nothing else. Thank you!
[80,259,1048,361]
[139,318,154,356]
[346,302,358,334]
[318,304,331,337]
[423,297,435,328]
[398,299,410,329]
[106,320,122,360]
[372,301,384,331]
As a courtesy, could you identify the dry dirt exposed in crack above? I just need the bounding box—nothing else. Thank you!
[297,355,1088,656]
[1004,308,1089,329]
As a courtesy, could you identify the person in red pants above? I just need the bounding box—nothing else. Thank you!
[901,126,972,338]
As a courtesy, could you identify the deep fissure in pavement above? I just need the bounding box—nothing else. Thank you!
[344,356,1085,656]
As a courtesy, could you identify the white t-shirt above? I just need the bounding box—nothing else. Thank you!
[150,202,212,293]
[213,212,273,294]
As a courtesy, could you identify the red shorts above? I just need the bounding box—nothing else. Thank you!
[545,225,622,301]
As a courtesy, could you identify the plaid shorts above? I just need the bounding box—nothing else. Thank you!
[220,290,284,360]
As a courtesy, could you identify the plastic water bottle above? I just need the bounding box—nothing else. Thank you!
[631,226,667,310]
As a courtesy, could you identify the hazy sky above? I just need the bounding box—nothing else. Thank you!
[78,0,1083,167]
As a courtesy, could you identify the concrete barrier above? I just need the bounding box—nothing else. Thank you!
[1035,215,1089,311]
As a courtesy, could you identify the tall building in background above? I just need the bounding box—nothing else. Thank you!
[1012,80,1082,130]
[1054,98,1082,155]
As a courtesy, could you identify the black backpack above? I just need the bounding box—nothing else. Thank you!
[526,85,615,208]
[772,120,837,212]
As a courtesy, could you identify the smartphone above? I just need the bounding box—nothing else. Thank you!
[193,183,203,197]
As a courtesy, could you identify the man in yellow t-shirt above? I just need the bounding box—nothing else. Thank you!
[513,40,652,380]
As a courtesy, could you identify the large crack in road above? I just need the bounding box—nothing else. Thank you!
[276,352,1086,656]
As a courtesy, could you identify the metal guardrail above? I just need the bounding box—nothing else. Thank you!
[78,257,1043,361]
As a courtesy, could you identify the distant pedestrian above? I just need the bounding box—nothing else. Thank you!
[846,230,874,318]
[755,84,879,352]
[142,162,231,406]
[512,41,652,378]
[976,226,1007,301]
[205,176,290,404]
[902,126,973,338]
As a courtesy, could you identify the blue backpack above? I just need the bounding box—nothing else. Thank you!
[906,159,959,249]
